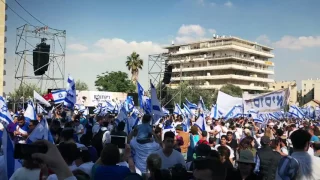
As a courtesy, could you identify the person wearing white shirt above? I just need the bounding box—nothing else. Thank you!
[213,120,222,144]
[214,135,235,162]
[220,122,228,136]
[73,120,84,141]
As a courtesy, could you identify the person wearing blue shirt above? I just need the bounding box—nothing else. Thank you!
[14,115,29,143]
[309,128,320,142]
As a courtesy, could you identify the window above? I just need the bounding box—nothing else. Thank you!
[4,59,6,64]
[281,86,284,88]
[304,89,306,92]
[3,70,5,75]
[3,81,5,86]
[273,86,275,88]
[304,84,306,87]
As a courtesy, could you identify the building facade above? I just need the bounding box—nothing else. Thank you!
[269,81,297,105]
[301,78,320,105]
[0,1,6,96]
[164,36,275,93]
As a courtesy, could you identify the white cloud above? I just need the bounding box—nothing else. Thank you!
[256,35,271,45]
[178,24,206,37]
[66,38,165,90]
[273,36,320,50]
[175,24,216,44]
[224,1,233,7]
[67,43,88,51]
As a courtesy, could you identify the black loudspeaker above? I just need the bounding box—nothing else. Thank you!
[33,42,50,76]
[127,93,138,106]
[47,88,64,94]
[163,63,173,84]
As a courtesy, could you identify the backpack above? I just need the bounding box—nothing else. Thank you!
[277,155,300,180]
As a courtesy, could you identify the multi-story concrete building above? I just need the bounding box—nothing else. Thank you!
[0,1,6,96]
[301,78,320,105]
[164,36,275,93]
[269,81,297,105]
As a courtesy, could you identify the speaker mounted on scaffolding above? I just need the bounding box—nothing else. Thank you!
[162,62,172,84]
[33,38,50,76]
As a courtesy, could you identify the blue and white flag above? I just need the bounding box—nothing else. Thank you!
[197,96,207,111]
[125,96,135,112]
[137,82,145,109]
[248,110,264,123]
[162,107,170,115]
[0,96,13,125]
[185,98,197,110]
[64,75,76,109]
[24,101,36,122]
[315,106,320,120]
[52,90,67,104]
[289,105,305,119]
[173,103,184,115]
[117,105,128,122]
[224,105,243,119]
[37,103,48,114]
[195,114,205,131]
[26,118,54,144]
[125,112,139,134]
[150,82,165,125]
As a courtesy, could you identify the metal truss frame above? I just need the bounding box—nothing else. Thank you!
[14,24,66,96]
[148,53,181,107]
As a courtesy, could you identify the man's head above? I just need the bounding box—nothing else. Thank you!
[117,121,125,132]
[227,131,233,140]
[308,128,315,136]
[147,153,162,173]
[101,143,120,165]
[260,136,271,146]
[291,129,312,151]
[214,120,219,126]
[202,131,208,138]
[209,137,216,147]
[163,131,175,150]
[36,113,43,121]
[142,114,152,124]
[220,135,227,146]
[28,120,39,133]
[17,115,25,126]
[193,158,226,180]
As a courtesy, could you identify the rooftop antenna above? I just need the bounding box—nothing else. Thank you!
[171,40,174,45]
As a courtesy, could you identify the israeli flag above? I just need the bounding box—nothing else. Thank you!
[125,112,139,134]
[185,98,198,110]
[150,82,165,125]
[125,96,135,112]
[183,103,194,117]
[173,103,184,115]
[315,106,320,120]
[117,105,128,122]
[137,81,145,109]
[197,96,207,112]
[224,105,243,119]
[93,104,102,114]
[210,104,223,119]
[0,96,13,125]
[24,101,36,122]
[289,105,305,119]
[64,75,76,109]
[52,89,67,104]
[162,107,170,115]
[195,114,205,131]
[37,103,48,114]
[248,110,264,123]
[26,118,54,144]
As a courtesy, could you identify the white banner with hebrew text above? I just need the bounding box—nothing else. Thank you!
[243,88,290,113]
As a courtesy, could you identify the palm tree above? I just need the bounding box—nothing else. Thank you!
[126,51,143,84]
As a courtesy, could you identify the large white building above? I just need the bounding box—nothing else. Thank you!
[164,36,275,93]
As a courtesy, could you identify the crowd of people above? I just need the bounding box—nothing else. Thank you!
[1,107,320,180]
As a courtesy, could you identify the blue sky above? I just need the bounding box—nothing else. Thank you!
[4,0,320,92]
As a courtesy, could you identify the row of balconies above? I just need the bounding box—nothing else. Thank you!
[169,83,271,91]
[168,54,274,67]
[171,44,274,58]
[171,64,274,75]
[170,74,275,83]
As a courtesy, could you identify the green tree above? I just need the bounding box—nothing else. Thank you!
[76,80,89,91]
[95,71,136,92]
[125,52,143,84]
[8,83,43,101]
[219,84,243,98]
[168,81,216,107]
